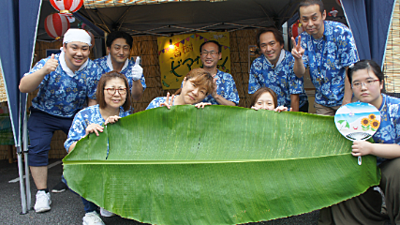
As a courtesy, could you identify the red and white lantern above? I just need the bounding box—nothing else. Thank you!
[291,20,304,38]
[50,0,83,15]
[45,13,70,40]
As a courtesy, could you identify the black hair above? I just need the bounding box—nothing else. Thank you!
[199,40,222,53]
[298,0,324,16]
[250,87,278,109]
[256,27,284,48]
[348,60,384,84]
[106,31,133,49]
[96,71,132,111]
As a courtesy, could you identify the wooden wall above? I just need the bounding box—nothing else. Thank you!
[0,40,91,161]
[130,35,166,112]
[0,28,302,161]
[130,29,259,113]
[5,10,400,161]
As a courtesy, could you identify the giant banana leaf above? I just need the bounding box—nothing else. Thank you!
[63,105,380,225]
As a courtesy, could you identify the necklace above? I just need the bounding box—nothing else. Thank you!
[311,36,327,84]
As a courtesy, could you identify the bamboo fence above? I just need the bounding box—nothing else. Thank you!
[384,0,400,93]
[2,11,400,160]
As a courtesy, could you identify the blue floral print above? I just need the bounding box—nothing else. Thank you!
[299,21,359,107]
[64,104,131,152]
[248,51,307,108]
[25,53,102,118]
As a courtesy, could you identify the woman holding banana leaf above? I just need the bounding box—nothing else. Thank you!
[250,87,288,112]
[319,60,400,225]
[146,68,216,109]
[64,71,132,225]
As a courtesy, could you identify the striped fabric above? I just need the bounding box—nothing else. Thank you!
[44,13,70,40]
[83,0,224,9]
[50,0,84,14]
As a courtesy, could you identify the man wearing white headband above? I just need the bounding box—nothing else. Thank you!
[19,28,102,214]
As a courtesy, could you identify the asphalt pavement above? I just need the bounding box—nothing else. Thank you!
[0,159,319,225]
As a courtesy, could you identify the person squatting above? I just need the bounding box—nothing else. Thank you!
[20,0,399,224]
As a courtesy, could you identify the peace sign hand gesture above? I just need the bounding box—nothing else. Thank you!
[291,36,304,60]
[160,92,175,109]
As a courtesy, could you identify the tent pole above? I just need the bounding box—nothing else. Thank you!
[24,152,31,210]
[23,112,31,210]
[17,147,27,214]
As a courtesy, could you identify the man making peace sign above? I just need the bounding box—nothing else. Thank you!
[292,0,359,115]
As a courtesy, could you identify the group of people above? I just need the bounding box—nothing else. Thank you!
[18,0,399,224]
[19,28,146,224]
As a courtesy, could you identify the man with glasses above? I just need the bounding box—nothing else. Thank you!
[94,31,146,102]
[19,29,102,213]
[248,27,308,112]
[199,40,239,106]
[291,0,359,115]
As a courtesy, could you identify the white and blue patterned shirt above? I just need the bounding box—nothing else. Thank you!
[93,55,146,91]
[146,96,174,110]
[25,53,102,118]
[64,104,131,152]
[374,94,400,165]
[299,21,359,107]
[201,70,239,105]
[248,50,308,108]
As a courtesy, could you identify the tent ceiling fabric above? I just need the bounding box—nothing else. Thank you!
[78,0,299,36]
[83,0,225,9]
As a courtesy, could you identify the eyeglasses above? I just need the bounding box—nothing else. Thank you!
[201,50,218,57]
[104,88,127,95]
[352,79,379,89]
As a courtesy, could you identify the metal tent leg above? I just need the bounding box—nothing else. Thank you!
[24,151,31,210]
[17,148,27,214]
[23,111,31,210]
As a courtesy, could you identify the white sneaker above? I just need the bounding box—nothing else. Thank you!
[82,211,105,225]
[34,190,51,213]
[100,207,115,217]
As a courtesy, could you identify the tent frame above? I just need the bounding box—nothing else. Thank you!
[1,0,396,215]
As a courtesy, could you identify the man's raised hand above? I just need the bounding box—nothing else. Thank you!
[291,36,304,59]
[43,54,59,74]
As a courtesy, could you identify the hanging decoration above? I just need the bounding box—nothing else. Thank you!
[329,7,339,17]
[45,13,70,40]
[291,20,303,38]
[66,15,76,23]
[50,0,83,15]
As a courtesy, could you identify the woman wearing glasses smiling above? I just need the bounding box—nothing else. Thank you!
[319,59,400,225]
[64,71,132,225]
